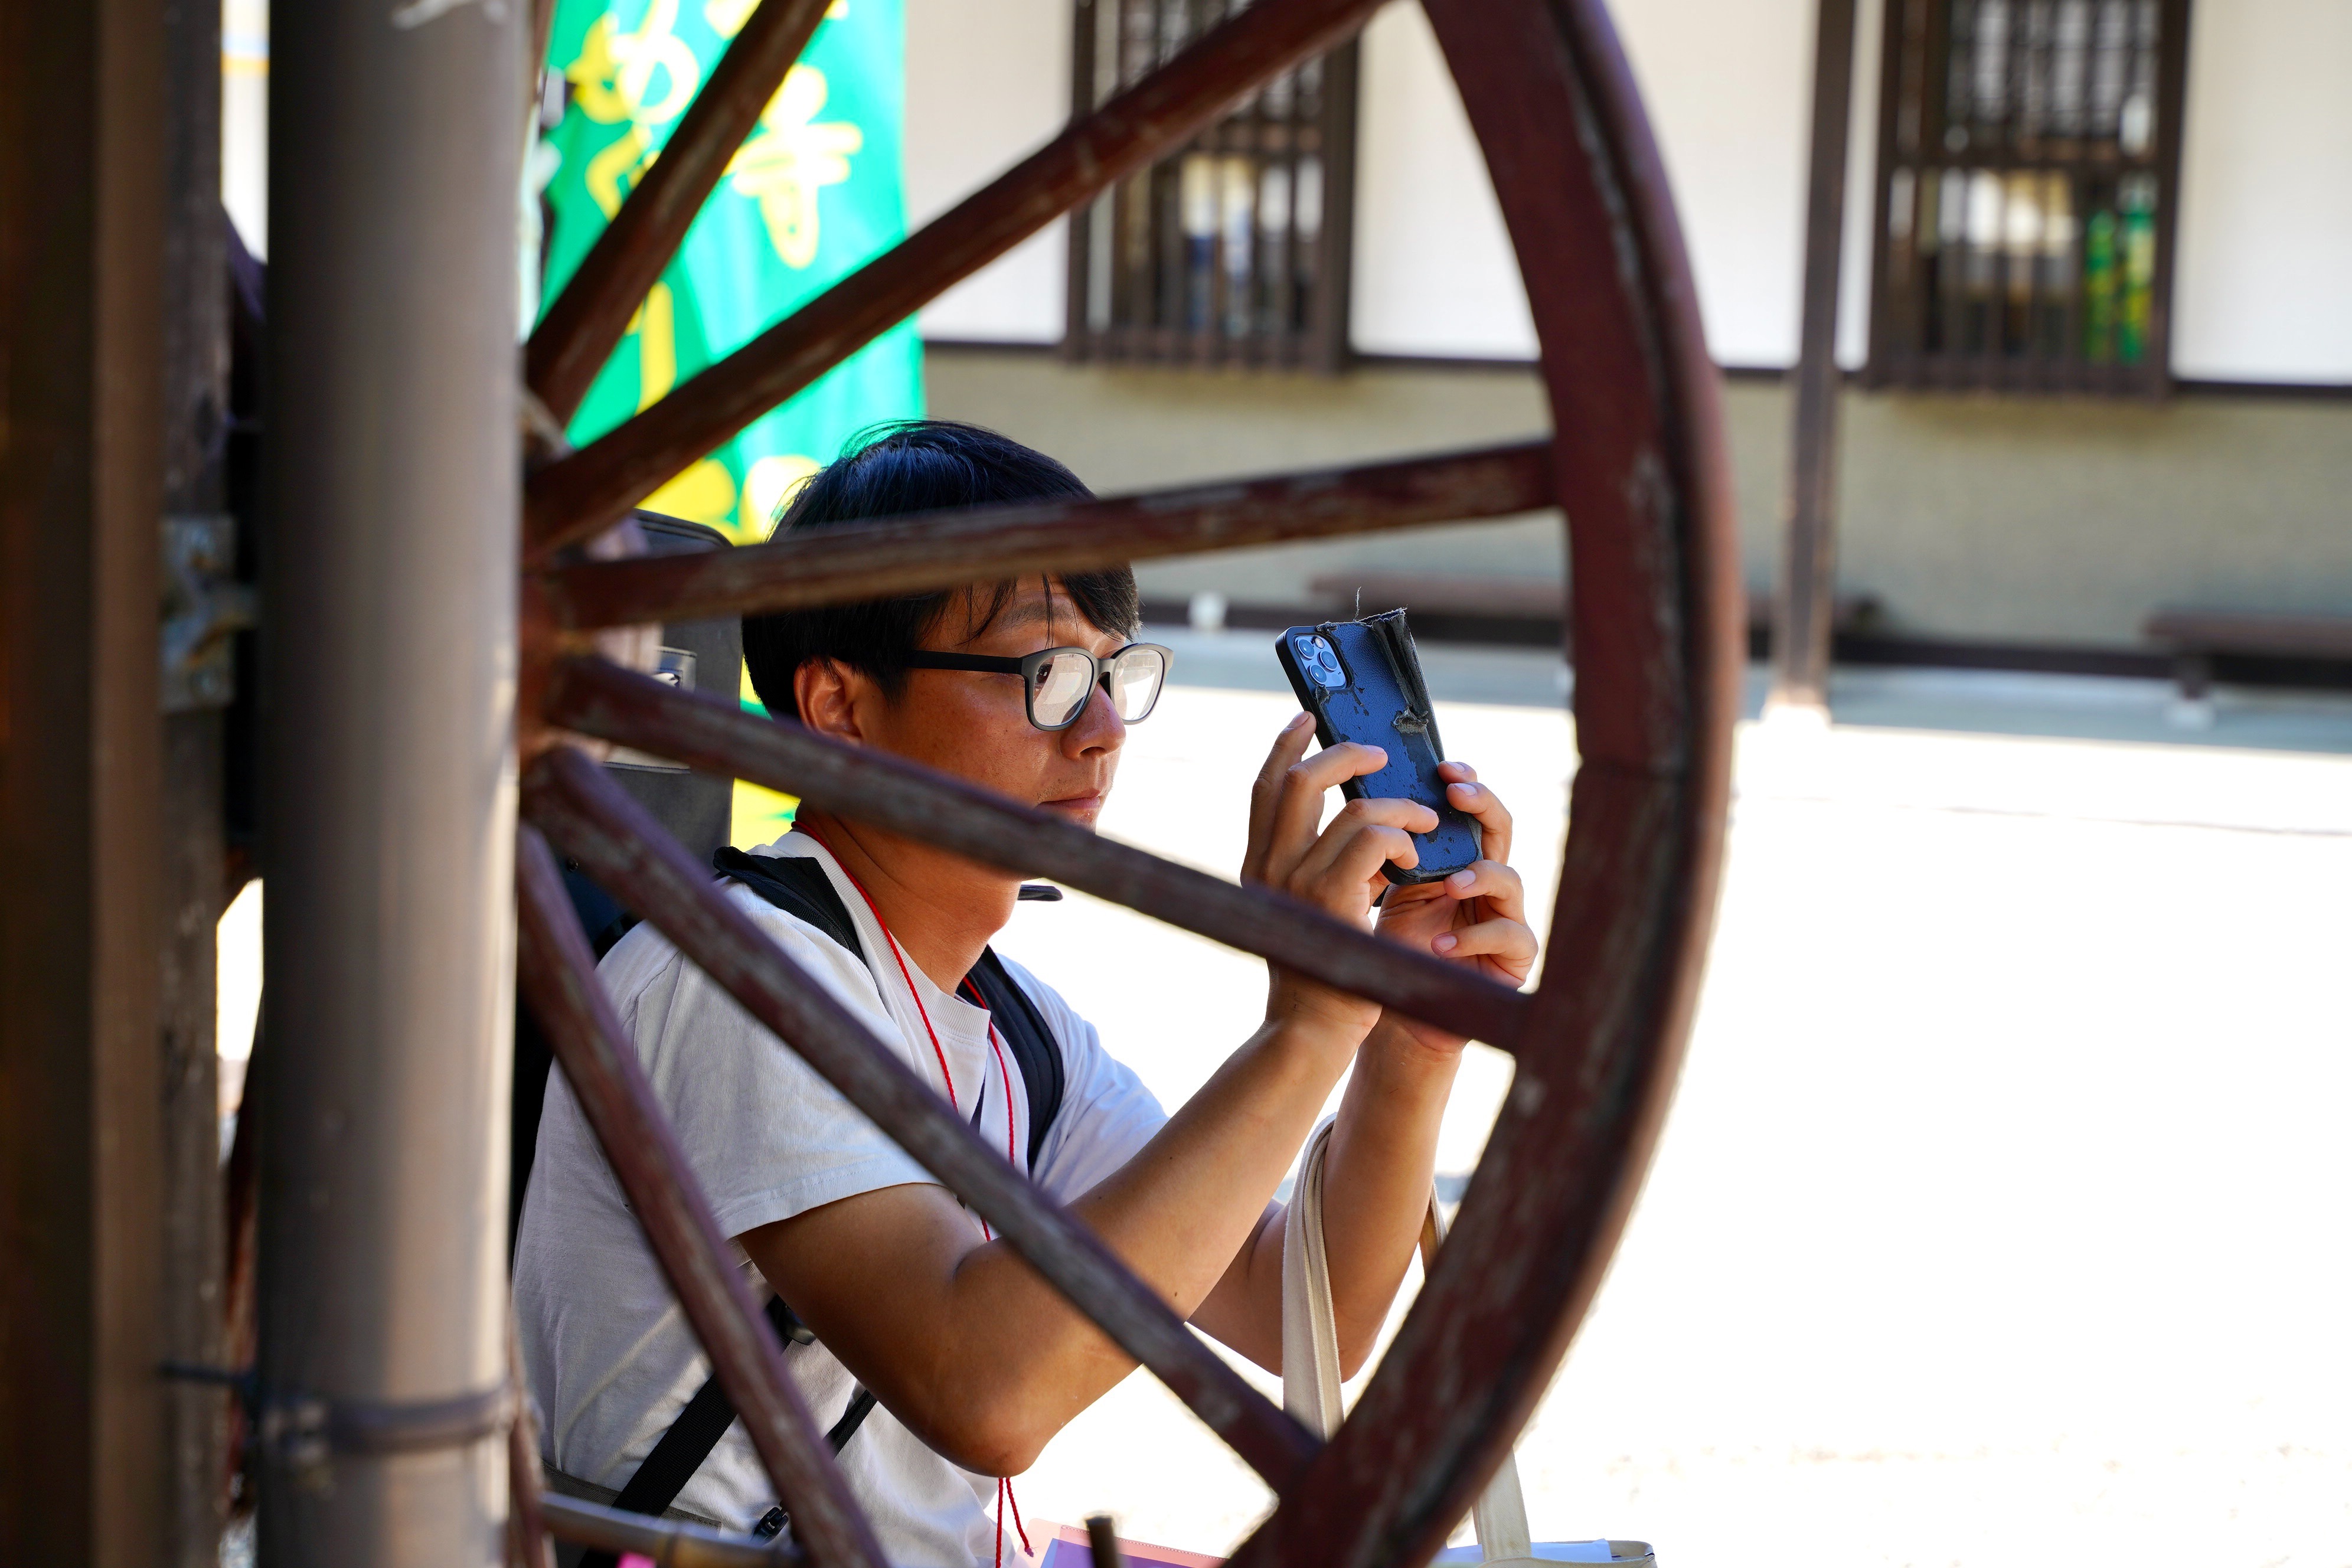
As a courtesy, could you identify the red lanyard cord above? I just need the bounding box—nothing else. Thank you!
[961,975,1021,1173]
[798,829,961,1112]
[790,831,1037,1566]
[798,828,1023,1201]
[996,1474,1033,1565]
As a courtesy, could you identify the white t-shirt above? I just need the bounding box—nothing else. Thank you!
[514,833,1167,1567]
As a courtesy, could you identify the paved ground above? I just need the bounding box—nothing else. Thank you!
[991,632,2352,1568]
[211,638,2352,1566]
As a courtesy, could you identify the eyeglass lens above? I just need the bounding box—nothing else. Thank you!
[1108,646,1165,721]
[1030,649,1097,728]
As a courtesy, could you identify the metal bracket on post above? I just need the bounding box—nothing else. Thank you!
[259,1384,515,1492]
[161,512,256,712]
[163,1361,512,1492]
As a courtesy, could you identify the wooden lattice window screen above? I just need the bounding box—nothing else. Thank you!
[1063,0,1360,371]
[1865,0,2192,394]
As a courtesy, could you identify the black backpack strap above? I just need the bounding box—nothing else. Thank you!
[713,847,868,968]
[510,864,644,1259]
[967,949,1065,1173]
[717,845,1068,1170]
[577,1298,874,1568]
[566,864,638,959]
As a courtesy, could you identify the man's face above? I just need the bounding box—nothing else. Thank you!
[857,578,1130,829]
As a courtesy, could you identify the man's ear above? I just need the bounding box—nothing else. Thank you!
[794,658,867,744]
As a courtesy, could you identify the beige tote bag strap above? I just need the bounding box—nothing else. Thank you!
[1419,1193,1536,1563]
[1281,1116,1347,1437]
[1284,1120,1537,1564]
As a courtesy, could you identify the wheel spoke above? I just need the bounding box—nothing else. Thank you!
[544,440,1556,631]
[506,1321,556,1568]
[543,658,1533,1049]
[524,747,1322,1488]
[524,0,1390,556]
[540,1492,790,1566]
[527,0,832,426]
[515,826,887,1568]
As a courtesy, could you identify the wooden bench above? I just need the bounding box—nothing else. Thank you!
[2142,608,2352,708]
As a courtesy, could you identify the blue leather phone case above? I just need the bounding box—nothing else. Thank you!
[1275,610,1481,885]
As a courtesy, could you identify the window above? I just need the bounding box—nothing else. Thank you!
[1865,0,2192,394]
[1063,0,1359,372]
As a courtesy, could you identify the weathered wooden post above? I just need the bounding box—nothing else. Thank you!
[1770,0,1861,717]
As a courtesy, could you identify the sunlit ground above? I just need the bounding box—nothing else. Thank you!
[994,632,2352,1568]
[208,638,2352,1567]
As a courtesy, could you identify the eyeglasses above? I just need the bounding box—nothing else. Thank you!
[901,642,1172,731]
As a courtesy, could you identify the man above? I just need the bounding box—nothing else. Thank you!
[516,421,1536,1565]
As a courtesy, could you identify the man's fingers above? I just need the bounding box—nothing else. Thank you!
[1290,741,1392,793]
[1440,767,1514,866]
[1244,714,1317,883]
[1252,713,1316,803]
[1331,794,1442,835]
[1291,800,1433,896]
[1429,916,1538,971]
[1437,860,1525,925]
[1313,823,1421,891]
[1295,796,1440,885]
[1266,742,1392,875]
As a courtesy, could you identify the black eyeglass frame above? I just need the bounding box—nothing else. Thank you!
[901,642,1174,731]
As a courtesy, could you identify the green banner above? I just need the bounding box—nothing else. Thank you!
[539,0,924,843]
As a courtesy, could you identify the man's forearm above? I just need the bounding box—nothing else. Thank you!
[749,1005,1365,1476]
[925,1007,1370,1456]
[1066,1005,1363,1318]
[1318,1020,1462,1370]
[1191,1017,1462,1377]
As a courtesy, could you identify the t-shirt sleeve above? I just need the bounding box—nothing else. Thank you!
[604,893,937,1240]
[996,956,1169,1203]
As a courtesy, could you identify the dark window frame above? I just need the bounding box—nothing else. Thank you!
[1061,0,1360,373]
[1864,0,2194,395]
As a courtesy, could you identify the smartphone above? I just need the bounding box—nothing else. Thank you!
[1275,610,1481,886]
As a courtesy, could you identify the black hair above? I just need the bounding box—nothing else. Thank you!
[741,420,1140,721]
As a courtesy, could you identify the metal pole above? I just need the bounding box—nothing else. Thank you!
[259,0,520,1561]
[1768,0,1860,717]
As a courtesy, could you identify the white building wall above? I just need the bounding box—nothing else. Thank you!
[904,0,1072,341]
[2171,0,2352,384]
[901,0,1874,365]
[1347,4,1538,359]
[833,0,2352,383]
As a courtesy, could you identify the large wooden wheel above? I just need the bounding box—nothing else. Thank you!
[505,1,1741,1564]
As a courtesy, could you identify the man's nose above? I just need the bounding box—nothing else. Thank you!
[1064,680,1127,753]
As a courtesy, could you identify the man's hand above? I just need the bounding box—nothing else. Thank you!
[1242,714,1440,1037]
[1371,761,1536,1054]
